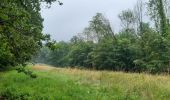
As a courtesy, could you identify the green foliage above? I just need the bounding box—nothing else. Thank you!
[48,41,70,66]
[0,0,56,69]
[1,0,167,74]
[79,13,115,42]
[148,0,170,37]
[16,66,37,78]
[68,41,94,68]
[118,9,136,32]
[34,10,170,73]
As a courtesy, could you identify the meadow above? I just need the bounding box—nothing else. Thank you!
[0,64,170,100]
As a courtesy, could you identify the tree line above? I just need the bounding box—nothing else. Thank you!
[34,0,170,74]
[1,0,170,74]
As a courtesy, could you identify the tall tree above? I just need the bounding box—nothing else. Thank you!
[134,0,144,35]
[148,0,169,37]
[0,0,57,69]
[79,13,115,42]
[118,9,136,33]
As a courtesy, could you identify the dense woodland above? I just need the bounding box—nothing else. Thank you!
[1,0,170,74]
[34,0,170,74]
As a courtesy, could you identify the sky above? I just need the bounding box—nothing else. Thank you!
[41,0,140,41]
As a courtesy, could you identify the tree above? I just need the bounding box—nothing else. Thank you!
[48,41,70,66]
[118,9,136,33]
[0,0,57,69]
[32,46,51,64]
[79,13,115,42]
[68,37,94,68]
[148,0,170,37]
[134,0,145,35]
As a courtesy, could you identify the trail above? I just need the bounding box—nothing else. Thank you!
[32,64,56,71]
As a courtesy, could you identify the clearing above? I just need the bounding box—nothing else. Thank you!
[0,64,170,100]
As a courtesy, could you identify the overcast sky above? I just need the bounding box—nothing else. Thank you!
[41,0,141,41]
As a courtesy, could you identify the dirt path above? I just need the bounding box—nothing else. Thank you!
[32,64,56,71]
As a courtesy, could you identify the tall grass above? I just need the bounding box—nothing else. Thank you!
[0,64,170,100]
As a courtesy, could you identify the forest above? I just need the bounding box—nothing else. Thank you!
[34,0,170,74]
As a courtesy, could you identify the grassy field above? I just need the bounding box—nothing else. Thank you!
[0,64,170,100]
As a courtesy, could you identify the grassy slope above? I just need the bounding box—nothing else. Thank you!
[0,64,170,100]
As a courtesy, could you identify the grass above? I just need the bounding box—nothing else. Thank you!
[0,64,170,100]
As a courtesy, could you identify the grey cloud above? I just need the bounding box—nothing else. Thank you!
[41,0,139,41]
